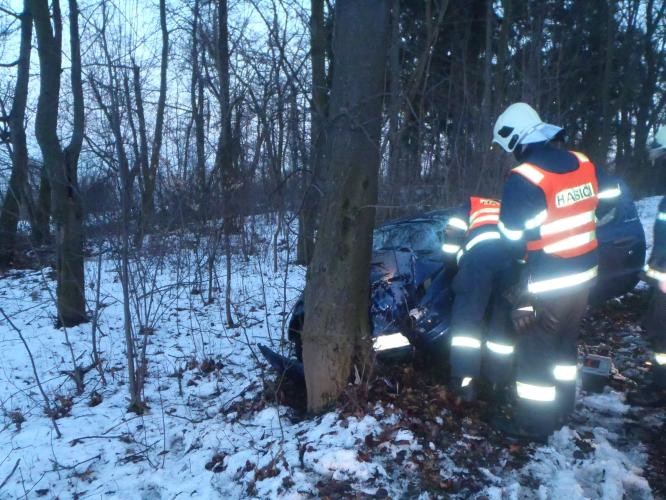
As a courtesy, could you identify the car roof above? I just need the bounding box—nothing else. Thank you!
[376,208,457,229]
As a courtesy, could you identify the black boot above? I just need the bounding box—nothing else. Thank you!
[556,382,576,425]
[627,365,666,407]
[481,381,510,406]
[448,377,477,403]
[627,385,666,407]
[491,400,559,442]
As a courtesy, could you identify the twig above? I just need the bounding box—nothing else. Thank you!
[68,435,128,445]
[50,453,101,471]
[0,459,20,490]
[90,251,107,384]
[0,308,62,438]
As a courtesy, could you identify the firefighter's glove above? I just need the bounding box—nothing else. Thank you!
[511,305,536,334]
[503,283,528,309]
[647,255,666,272]
[642,256,666,291]
[539,307,563,335]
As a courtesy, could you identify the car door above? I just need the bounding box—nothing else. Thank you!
[593,180,647,303]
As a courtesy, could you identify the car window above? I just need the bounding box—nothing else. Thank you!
[373,221,445,253]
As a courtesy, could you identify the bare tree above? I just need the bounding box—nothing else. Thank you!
[0,0,32,266]
[136,0,169,243]
[301,0,390,412]
[213,0,236,327]
[29,0,86,327]
[190,0,207,211]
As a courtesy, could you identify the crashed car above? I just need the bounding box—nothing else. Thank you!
[260,181,646,374]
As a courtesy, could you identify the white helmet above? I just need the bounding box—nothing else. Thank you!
[492,103,563,152]
[648,125,666,162]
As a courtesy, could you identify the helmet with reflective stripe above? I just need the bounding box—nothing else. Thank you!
[511,151,599,259]
[649,125,666,161]
[493,103,563,152]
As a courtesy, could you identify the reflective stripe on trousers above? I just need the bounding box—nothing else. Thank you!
[516,381,556,402]
[451,336,481,349]
[486,341,514,355]
[553,364,577,381]
[528,266,598,294]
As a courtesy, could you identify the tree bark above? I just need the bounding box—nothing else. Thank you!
[0,0,32,266]
[387,0,401,206]
[191,0,206,213]
[214,0,235,326]
[297,0,328,265]
[301,0,390,412]
[30,0,86,326]
[138,0,168,241]
[59,0,86,326]
[32,165,51,247]
[598,1,615,164]
[633,0,664,189]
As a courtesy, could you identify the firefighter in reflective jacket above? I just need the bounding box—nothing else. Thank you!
[490,103,621,439]
[443,196,517,402]
[629,125,666,406]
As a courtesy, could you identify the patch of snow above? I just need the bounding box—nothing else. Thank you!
[580,390,629,415]
[637,195,661,260]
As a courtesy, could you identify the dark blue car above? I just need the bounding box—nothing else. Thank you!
[260,183,646,373]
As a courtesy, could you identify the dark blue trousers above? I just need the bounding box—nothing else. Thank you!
[449,242,516,382]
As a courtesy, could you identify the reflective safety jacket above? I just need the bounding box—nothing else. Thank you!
[645,196,666,285]
[498,144,616,295]
[513,152,599,259]
[443,196,502,261]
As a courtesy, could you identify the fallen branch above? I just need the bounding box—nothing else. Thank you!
[50,453,101,472]
[0,459,20,490]
[68,435,129,446]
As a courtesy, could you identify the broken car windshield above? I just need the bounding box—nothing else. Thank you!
[373,220,445,253]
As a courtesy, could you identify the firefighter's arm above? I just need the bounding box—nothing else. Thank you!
[503,263,536,333]
[441,204,469,264]
[498,174,544,260]
[595,164,622,201]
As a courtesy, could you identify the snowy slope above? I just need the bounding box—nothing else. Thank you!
[0,202,663,499]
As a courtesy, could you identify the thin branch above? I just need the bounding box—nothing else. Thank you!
[0,459,20,490]
[0,308,62,438]
[0,6,20,19]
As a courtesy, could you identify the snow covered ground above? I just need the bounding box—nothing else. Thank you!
[0,199,663,499]
[637,196,660,258]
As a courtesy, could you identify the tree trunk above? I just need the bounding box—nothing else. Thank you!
[0,1,32,267]
[30,0,87,326]
[59,0,86,326]
[598,1,615,164]
[386,0,401,214]
[191,0,206,214]
[214,0,236,326]
[32,165,51,247]
[297,0,328,265]
[301,0,390,412]
[138,0,169,241]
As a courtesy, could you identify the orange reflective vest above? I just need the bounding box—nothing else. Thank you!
[468,196,501,232]
[511,151,599,259]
